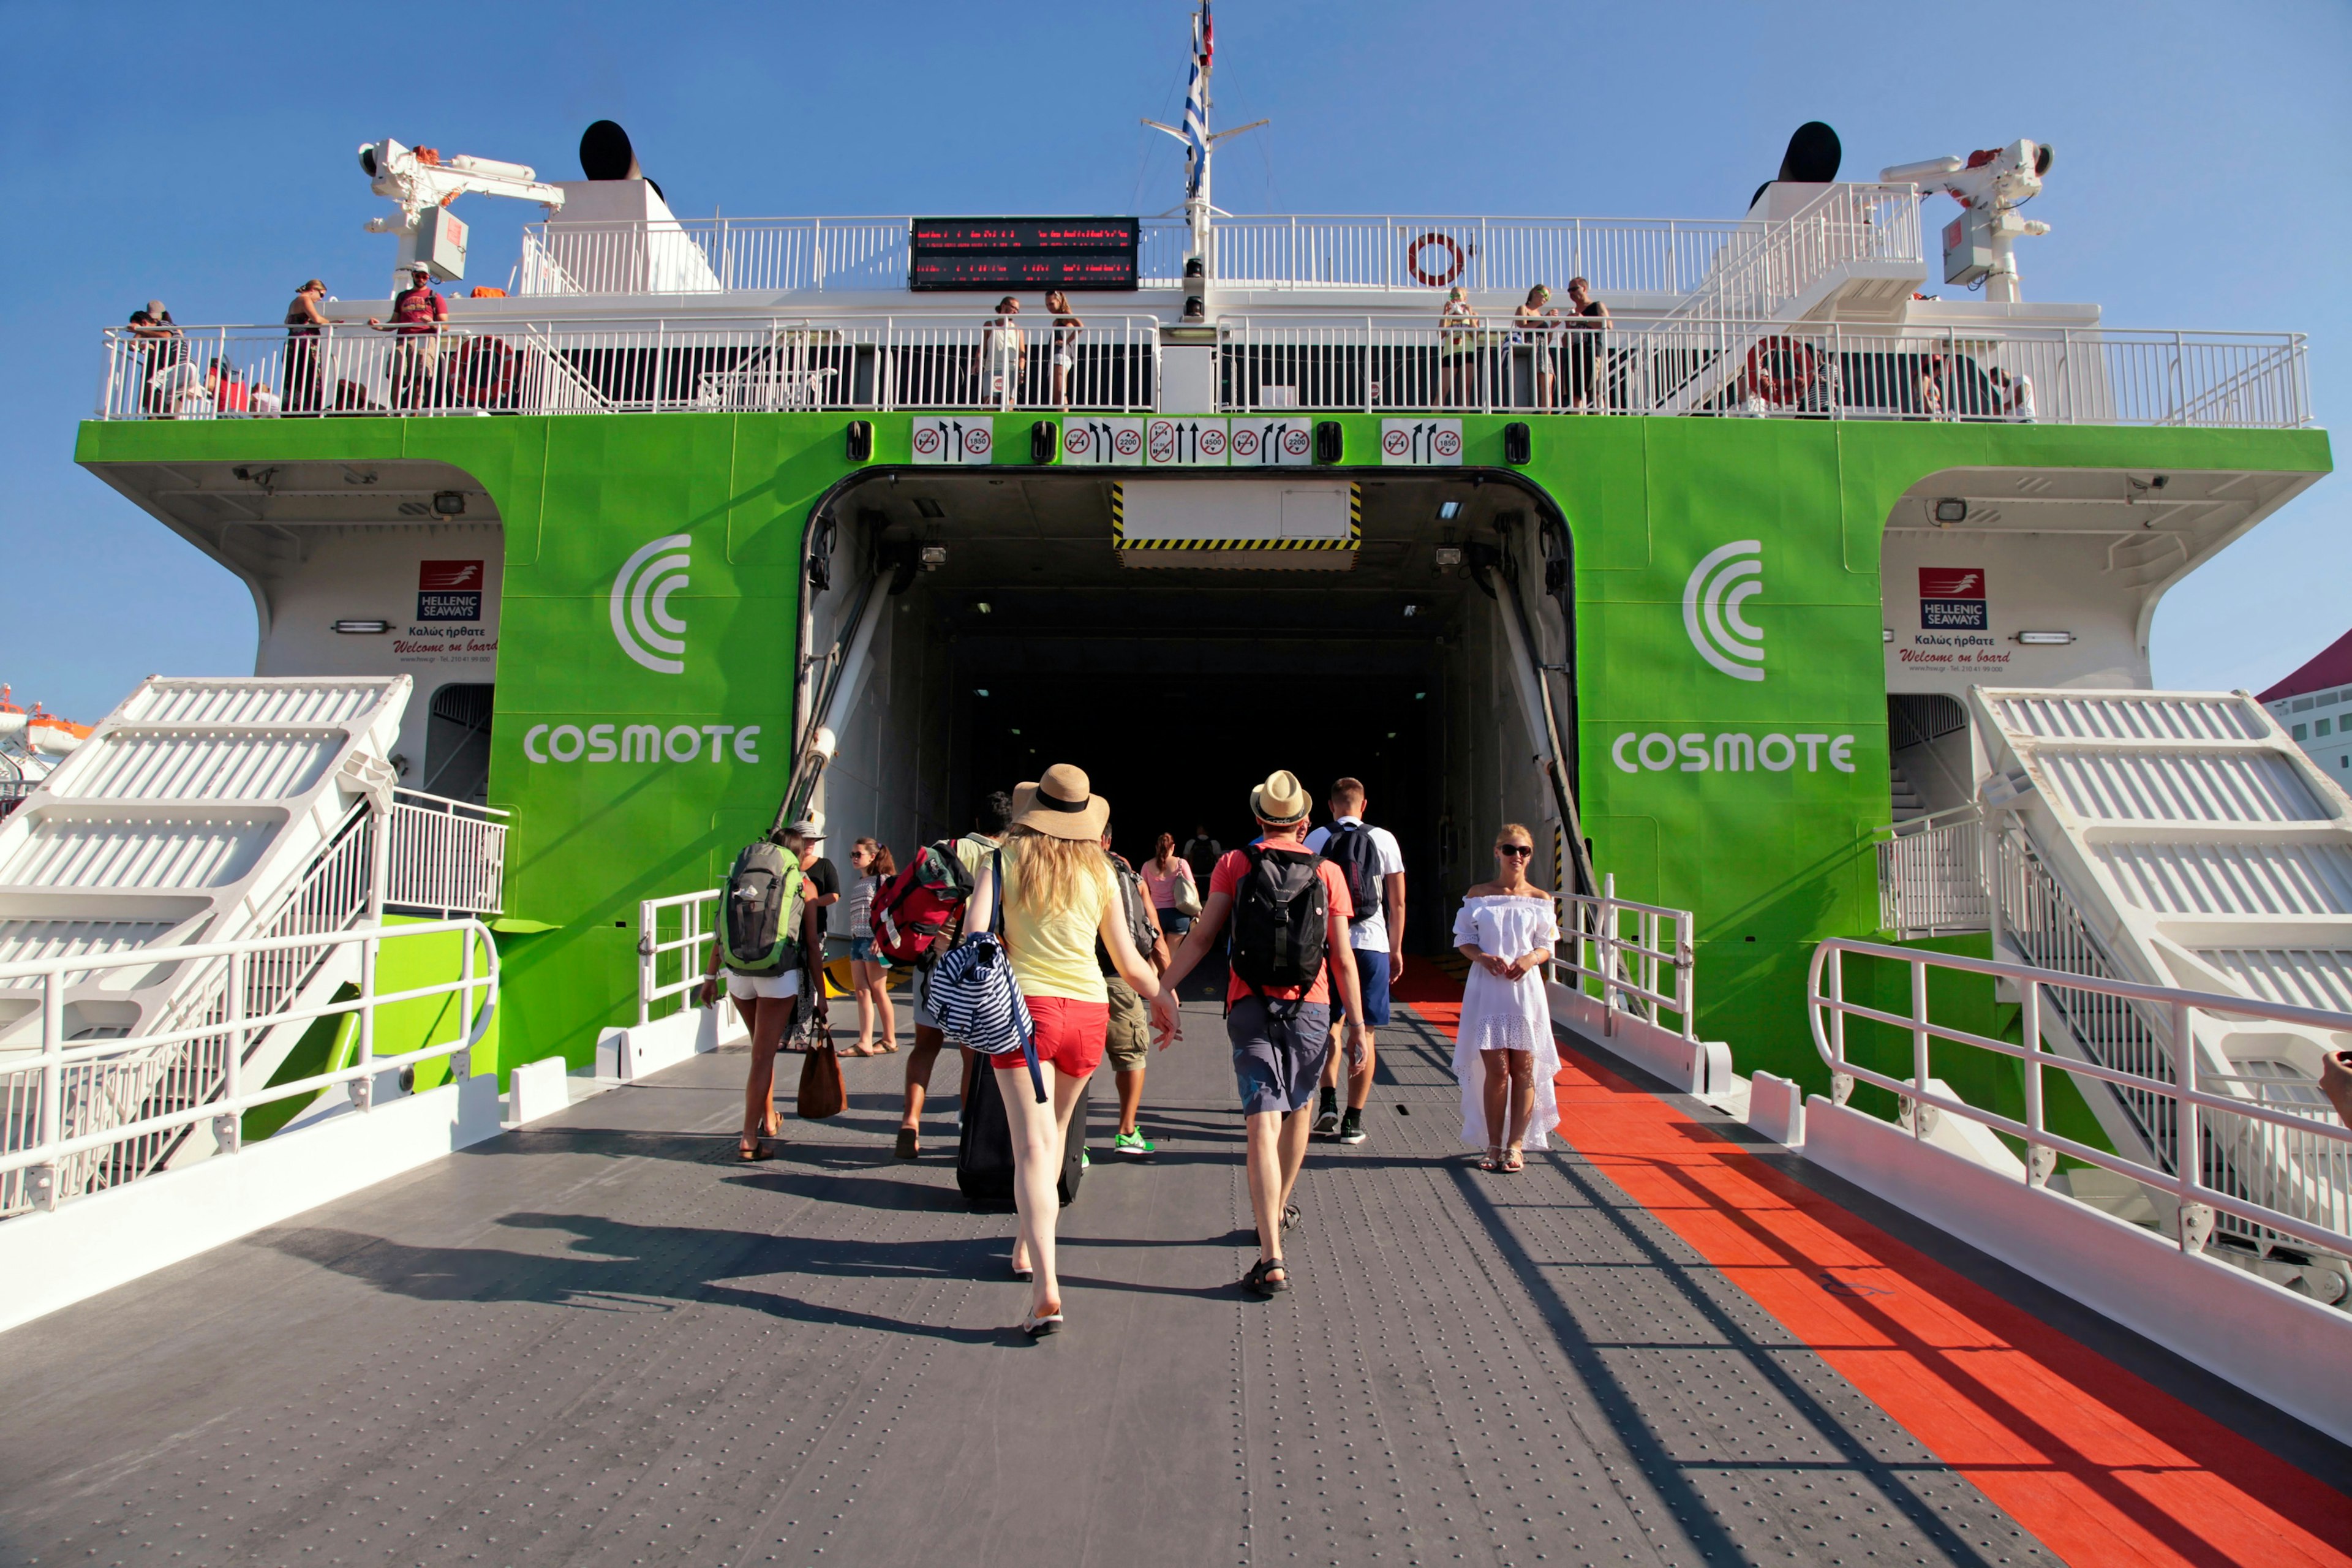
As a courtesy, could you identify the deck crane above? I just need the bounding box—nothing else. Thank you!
[1882,139,2054,304]
[356,138,567,291]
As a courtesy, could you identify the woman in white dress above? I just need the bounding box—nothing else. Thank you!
[1450,823,1561,1172]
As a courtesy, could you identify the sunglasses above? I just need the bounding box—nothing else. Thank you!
[1498,844,1534,858]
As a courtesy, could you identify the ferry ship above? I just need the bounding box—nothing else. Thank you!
[2,17,2346,1565]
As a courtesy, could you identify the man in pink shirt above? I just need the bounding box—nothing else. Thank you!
[1153,771,1368,1295]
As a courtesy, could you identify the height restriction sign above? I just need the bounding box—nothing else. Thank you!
[1380,418,1463,466]
[911,416,994,465]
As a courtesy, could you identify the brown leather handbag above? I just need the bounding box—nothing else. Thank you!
[796,1031,845,1120]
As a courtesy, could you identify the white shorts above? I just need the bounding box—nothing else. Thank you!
[726,969,802,1001]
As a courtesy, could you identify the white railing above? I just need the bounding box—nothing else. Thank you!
[0,918,497,1217]
[1215,317,2312,428]
[96,317,2311,429]
[96,316,1160,419]
[638,888,721,1027]
[1558,875,1695,1038]
[1877,804,1990,937]
[387,788,508,917]
[514,212,1845,298]
[1809,938,2352,1300]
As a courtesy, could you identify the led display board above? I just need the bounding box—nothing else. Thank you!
[908,217,1140,291]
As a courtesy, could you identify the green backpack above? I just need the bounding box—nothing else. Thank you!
[721,839,809,976]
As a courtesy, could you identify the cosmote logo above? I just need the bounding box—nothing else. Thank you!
[611,533,691,674]
[1683,541,1765,682]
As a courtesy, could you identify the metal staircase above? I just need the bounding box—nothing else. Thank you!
[1642,182,1925,413]
[0,677,411,1209]
[1973,687,2352,1291]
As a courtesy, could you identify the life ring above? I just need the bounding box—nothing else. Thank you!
[1743,335,1817,406]
[1406,231,1467,288]
[445,333,519,409]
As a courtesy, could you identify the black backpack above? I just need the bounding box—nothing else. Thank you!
[1319,821,1382,925]
[1228,843,1329,995]
[720,839,807,976]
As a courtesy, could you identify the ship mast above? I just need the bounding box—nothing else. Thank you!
[1142,1,1266,281]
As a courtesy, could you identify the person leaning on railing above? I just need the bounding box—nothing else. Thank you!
[368,263,449,411]
[1438,286,1480,409]
[1562,277,1608,412]
[284,279,330,415]
[1513,286,1563,409]
[973,295,1027,408]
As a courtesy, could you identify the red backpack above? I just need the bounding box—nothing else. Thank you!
[869,840,977,965]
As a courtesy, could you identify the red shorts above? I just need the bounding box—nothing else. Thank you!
[994,995,1109,1080]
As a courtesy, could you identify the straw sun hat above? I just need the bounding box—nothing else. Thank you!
[1250,769,1311,827]
[1011,763,1110,841]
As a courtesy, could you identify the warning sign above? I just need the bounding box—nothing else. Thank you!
[1380,418,1463,466]
[911,416,993,466]
[1145,417,1229,466]
[1062,417,1145,466]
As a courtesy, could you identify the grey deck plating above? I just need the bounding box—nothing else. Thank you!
[0,997,2056,1567]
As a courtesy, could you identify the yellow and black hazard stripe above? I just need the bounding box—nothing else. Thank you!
[1109,483,1363,551]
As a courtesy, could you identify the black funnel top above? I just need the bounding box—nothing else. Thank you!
[1748,121,1841,212]
[579,120,643,181]
[1778,121,1842,184]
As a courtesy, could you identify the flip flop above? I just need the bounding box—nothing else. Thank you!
[1019,1306,1063,1337]
[894,1128,920,1160]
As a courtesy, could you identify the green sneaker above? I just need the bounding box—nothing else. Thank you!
[1080,1147,1091,1168]
[1113,1127,1156,1157]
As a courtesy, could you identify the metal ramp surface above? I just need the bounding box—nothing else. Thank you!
[1,982,2343,1567]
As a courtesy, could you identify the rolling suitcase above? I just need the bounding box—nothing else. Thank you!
[956,1050,1087,1212]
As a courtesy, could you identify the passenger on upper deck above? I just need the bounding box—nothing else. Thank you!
[283,279,330,416]
[1562,277,1608,412]
[129,304,188,417]
[369,263,449,410]
[1046,290,1083,412]
[1439,286,1480,409]
[1513,286,1562,409]
[974,296,1027,409]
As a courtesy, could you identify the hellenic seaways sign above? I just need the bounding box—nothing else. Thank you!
[1918,567,1988,630]
[908,218,1140,290]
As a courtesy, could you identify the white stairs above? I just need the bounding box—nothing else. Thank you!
[1890,760,1927,824]
[0,677,411,1206]
[1973,686,2352,1300]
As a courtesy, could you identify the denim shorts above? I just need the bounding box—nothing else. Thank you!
[850,935,889,968]
[1228,996,1333,1116]
[1155,907,1193,940]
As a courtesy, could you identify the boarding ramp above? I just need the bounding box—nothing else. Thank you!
[0,677,410,1209]
[1970,686,2352,1283]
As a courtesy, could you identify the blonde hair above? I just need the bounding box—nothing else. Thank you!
[1495,822,1536,850]
[1006,826,1110,916]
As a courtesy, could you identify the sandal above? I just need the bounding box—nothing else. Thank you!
[1479,1145,1505,1172]
[1010,1258,1034,1283]
[737,1139,774,1163]
[1281,1202,1302,1234]
[1501,1147,1526,1174]
[1019,1307,1063,1338]
[1242,1257,1291,1295]
[894,1128,920,1160]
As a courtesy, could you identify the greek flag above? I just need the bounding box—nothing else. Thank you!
[1183,3,1212,195]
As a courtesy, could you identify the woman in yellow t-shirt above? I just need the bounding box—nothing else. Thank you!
[969,764,1160,1336]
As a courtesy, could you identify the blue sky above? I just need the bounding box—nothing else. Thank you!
[1,0,2344,720]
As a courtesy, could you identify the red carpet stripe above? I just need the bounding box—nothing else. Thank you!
[1393,974,2352,1568]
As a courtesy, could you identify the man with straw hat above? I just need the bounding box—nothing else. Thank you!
[1152,770,1368,1296]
